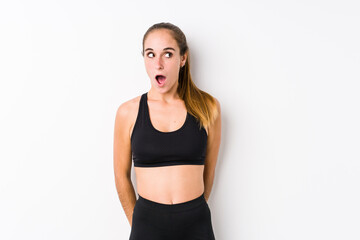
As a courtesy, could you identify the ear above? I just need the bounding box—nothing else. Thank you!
[181,52,188,67]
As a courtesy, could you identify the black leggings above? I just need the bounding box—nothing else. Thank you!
[129,192,216,240]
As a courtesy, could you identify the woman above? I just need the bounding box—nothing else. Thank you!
[113,22,221,240]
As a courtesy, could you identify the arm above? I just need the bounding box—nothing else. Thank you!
[203,98,222,202]
[113,102,136,227]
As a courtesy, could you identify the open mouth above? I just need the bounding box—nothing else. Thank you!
[155,75,166,85]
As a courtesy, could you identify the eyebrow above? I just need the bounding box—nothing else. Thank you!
[144,47,176,52]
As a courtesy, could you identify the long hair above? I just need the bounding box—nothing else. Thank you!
[142,22,219,132]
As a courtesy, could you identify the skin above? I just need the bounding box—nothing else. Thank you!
[113,29,222,227]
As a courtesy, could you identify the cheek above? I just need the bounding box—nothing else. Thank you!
[144,62,152,72]
[168,60,180,71]
[172,66,181,75]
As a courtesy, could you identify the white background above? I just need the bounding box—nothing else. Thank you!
[1,0,359,239]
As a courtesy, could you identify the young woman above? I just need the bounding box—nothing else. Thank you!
[113,22,221,240]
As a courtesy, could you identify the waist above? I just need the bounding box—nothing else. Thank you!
[134,165,204,204]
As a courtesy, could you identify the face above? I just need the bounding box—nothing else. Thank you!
[143,29,187,92]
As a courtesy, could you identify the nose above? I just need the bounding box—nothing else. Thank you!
[155,56,164,69]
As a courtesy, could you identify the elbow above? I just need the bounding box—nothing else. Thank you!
[115,170,132,183]
[114,166,132,186]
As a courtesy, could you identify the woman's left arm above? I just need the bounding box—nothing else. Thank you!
[203,98,222,202]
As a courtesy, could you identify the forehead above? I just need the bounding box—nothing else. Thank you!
[144,29,178,50]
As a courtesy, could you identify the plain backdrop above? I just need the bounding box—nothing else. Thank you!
[1,0,359,239]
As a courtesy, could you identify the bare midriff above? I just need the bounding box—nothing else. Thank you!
[134,164,205,204]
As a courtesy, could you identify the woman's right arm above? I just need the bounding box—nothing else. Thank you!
[113,102,136,227]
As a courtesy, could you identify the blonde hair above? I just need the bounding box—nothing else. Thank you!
[142,22,219,131]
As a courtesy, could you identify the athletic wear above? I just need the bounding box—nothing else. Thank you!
[129,192,216,240]
[130,92,208,167]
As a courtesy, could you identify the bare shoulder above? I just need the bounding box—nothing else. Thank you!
[214,97,221,127]
[207,96,221,136]
[115,94,142,138]
[116,95,141,118]
[213,97,221,114]
[211,96,221,123]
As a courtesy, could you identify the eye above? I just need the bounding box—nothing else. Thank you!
[165,52,173,58]
[147,52,154,58]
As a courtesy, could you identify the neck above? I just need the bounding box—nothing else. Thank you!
[148,87,180,103]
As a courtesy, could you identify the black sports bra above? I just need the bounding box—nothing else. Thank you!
[130,92,208,167]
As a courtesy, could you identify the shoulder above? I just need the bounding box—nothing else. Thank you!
[209,95,221,121]
[115,94,143,130]
[203,95,221,135]
[116,94,141,116]
[203,91,220,115]
[213,97,221,113]
[207,96,221,134]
